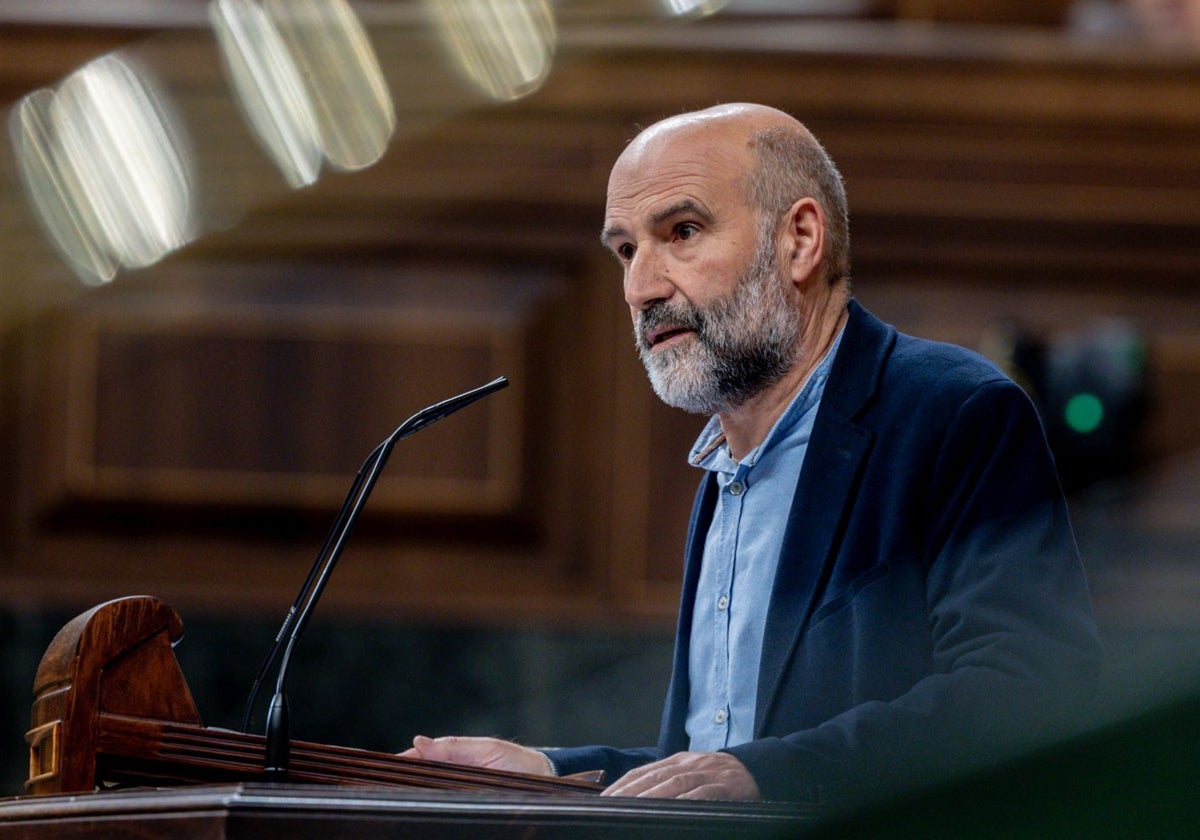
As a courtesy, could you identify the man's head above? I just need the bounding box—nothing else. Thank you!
[601,103,850,415]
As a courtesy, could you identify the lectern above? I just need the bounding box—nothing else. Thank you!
[4,597,818,839]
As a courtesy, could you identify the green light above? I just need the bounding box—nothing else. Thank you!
[1064,393,1104,434]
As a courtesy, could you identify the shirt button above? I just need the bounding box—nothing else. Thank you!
[714,709,727,725]
[728,481,745,496]
[717,595,729,611]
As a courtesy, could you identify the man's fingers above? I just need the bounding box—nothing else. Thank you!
[676,783,733,801]
[406,734,446,761]
[601,761,673,797]
[602,752,761,801]
[407,735,486,765]
[402,735,553,776]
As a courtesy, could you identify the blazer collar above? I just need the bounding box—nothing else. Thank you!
[820,299,892,423]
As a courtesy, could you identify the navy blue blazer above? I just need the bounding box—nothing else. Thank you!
[548,301,1103,803]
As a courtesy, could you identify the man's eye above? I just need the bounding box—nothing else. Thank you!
[676,223,699,240]
[616,243,635,261]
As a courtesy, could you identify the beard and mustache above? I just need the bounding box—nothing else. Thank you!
[634,225,803,416]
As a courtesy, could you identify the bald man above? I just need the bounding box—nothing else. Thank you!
[406,104,1103,804]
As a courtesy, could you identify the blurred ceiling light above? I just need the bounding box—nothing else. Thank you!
[9,55,195,285]
[211,0,323,188]
[59,57,195,270]
[660,0,727,17]
[265,0,396,170]
[426,0,557,102]
[211,0,395,185]
[10,91,120,285]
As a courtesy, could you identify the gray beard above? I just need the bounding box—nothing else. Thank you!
[634,234,802,416]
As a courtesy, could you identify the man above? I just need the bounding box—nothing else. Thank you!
[405,103,1103,804]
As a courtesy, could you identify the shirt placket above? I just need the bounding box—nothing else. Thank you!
[712,464,750,745]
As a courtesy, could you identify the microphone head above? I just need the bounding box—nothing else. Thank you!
[393,376,508,443]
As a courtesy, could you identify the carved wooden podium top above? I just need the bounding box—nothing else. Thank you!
[23,596,603,797]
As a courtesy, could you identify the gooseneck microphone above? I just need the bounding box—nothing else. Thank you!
[241,376,510,781]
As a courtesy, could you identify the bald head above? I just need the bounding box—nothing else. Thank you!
[609,103,850,287]
[615,103,801,160]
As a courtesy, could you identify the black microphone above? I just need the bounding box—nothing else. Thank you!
[241,375,510,781]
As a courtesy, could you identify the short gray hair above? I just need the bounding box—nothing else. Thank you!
[747,126,850,286]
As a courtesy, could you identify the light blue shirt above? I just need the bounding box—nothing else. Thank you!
[684,331,842,752]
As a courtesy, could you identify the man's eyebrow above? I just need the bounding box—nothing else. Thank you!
[651,199,712,227]
[600,224,626,249]
[600,199,713,249]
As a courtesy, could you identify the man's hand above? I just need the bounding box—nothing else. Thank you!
[601,751,762,801]
[400,735,554,776]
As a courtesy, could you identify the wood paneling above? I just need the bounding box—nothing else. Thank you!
[34,273,527,519]
[1,14,1199,624]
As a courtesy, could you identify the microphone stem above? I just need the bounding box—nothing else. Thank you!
[260,438,392,780]
[263,691,291,782]
[248,376,509,778]
[241,454,379,734]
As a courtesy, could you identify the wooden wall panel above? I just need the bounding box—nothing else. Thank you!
[4,260,615,623]
[39,288,522,518]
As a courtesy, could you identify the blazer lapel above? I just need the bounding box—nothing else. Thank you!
[660,473,718,755]
[755,301,894,735]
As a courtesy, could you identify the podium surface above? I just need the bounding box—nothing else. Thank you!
[0,783,818,839]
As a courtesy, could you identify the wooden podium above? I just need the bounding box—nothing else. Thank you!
[0,783,817,839]
[21,597,604,796]
[5,597,818,838]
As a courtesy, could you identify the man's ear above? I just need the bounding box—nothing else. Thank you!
[784,197,826,287]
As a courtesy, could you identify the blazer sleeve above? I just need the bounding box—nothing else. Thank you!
[725,378,1104,803]
[541,745,659,781]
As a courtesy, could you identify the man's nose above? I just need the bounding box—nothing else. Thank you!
[623,250,675,312]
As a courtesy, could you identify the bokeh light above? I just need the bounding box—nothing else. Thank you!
[10,89,120,285]
[210,0,324,189]
[1064,392,1105,435]
[425,0,557,102]
[659,0,727,18]
[265,0,396,171]
[9,54,196,285]
[212,0,395,187]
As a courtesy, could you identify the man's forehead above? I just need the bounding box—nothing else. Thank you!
[605,131,749,219]
[617,114,749,172]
